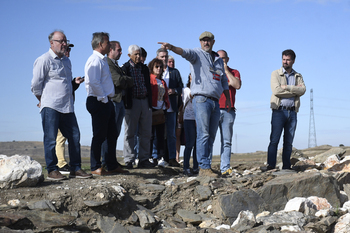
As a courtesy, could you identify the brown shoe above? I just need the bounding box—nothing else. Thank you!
[107,166,129,174]
[91,167,107,176]
[198,168,219,178]
[47,170,67,181]
[69,169,93,179]
[169,159,180,167]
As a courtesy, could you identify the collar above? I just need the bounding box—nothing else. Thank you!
[282,67,295,75]
[93,50,105,59]
[49,48,65,60]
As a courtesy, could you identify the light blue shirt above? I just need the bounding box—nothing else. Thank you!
[84,50,115,103]
[31,49,74,113]
[181,48,229,100]
[280,68,296,107]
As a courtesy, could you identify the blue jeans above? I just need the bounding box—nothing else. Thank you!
[166,111,177,160]
[41,107,81,173]
[183,120,198,170]
[193,95,220,169]
[219,109,236,173]
[86,97,118,171]
[267,109,297,169]
[101,100,125,165]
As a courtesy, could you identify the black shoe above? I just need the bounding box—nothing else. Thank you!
[125,162,133,169]
[138,159,156,168]
[58,164,70,175]
[169,159,180,167]
[153,158,158,166]
[260,165,275,172]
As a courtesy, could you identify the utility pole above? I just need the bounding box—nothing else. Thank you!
[308,89,317,148]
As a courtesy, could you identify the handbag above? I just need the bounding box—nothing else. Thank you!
[152,102,165,126]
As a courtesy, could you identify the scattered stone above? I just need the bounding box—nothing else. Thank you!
[27,200,57,212]
[334,213,350,233]
[97,215,129,233]
[177,209,202,225]
[195,185,212,201]
[231,210,256,232]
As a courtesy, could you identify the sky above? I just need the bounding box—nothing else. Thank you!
[0,0,349,155]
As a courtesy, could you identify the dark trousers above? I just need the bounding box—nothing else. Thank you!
[86,96,118,171]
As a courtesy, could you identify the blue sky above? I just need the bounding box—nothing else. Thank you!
[0,0,349,154]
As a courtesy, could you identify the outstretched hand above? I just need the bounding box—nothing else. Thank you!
[158,42,173,50]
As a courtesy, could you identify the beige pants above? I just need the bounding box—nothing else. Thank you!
[56,129,68,168]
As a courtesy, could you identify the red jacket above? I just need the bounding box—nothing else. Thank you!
[150,74,170,109]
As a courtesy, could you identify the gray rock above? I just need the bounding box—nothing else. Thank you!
[83,200,110,207]
[139,183,166,192]
[176,209,202,224]
[213,189,267,224]
[334,172,350,190]
[257,210,306,228]
[313,147,346,163]
[27,200,57,212]
[195,185,212,201]
[165,217,187,229]
[126,225,151,232]
[0,155,43,189]
[0,227,34,233]
[231,210,256,232]
[97,215,129,233]
[257,172,341,212]
[135,210,157,229]
[304,216,337,233]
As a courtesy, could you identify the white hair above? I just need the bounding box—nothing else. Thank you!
[128,44,140,55]
[168,55,174,61]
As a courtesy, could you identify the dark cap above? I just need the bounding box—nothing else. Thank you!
[68,43,74,48]
[199,31,214,40]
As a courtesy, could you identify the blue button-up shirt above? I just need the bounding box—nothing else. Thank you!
[280,68,296,107]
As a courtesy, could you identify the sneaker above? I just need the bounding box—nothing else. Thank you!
[47,170,67,181]
[222,168,233,176]
[69,169,93,179]
[198,168,219,178]
[138,159,156,168]
[192,168,199,175]
[158,158,169,167]
[58,164,70,175]
[125,162,133,169]
[169,159,180,167]
[152,158,158,166]
[183,169,193,176]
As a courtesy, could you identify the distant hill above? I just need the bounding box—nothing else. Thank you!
[0,141,122,158]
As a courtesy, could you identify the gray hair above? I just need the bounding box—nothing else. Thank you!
[168,55,174,61]
[91,32,110,50]
[48,30,65,42]
[156,48,168,56]
[128,44,140,55]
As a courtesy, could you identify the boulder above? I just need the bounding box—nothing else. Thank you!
[258,172,341,212]
[231,210,256,232]
[213,189,267,224]
[0,155,43,189]
[313,147,346,163]
[333,213,350,233]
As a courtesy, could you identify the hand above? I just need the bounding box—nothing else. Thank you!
[75,76,85,84]
[168,88,176,95]
[225,98,232,112]
[158,42,172,50]
[281,85,287,89]
[37,102,41,108]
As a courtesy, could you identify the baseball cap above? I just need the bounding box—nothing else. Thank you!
[199,31,214,40]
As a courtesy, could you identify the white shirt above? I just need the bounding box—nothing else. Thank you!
[182,87,195,120]
[84,50,115,103]
[31,49,74,113]
[162,67,174,112]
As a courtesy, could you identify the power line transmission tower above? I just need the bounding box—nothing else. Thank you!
[308,88,317,148]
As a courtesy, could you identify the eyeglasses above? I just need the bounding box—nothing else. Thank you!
[52,39,69,44]
[155,65,163,69]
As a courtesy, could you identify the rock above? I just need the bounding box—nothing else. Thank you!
[334,213,350,233]
[195,185,212,201]
[323,154,340,169]
[257,210,306,227]
[343,183,350,197]
[97,215,129,233]
[293,159,317,172]
[231,210,256,232]
[176,209,202,225]
[334,172,350,190]
[135,209,157,229]
[0,155,43,189]
[284,197,317,214]
[328,159,350,172]
[315,209,334,217]
[280,225,302,232]
[313,147,346,163]
[304,216,338,233]
[27,200,57,212]
[213,189,267,224]
[307,196,332,210]
[257,172,341,212]
[343,200,350,211]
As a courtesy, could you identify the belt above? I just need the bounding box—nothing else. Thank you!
[194,94,218,102]
[278,106,295,111]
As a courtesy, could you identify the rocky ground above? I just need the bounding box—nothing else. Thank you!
[1,142,350,232]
